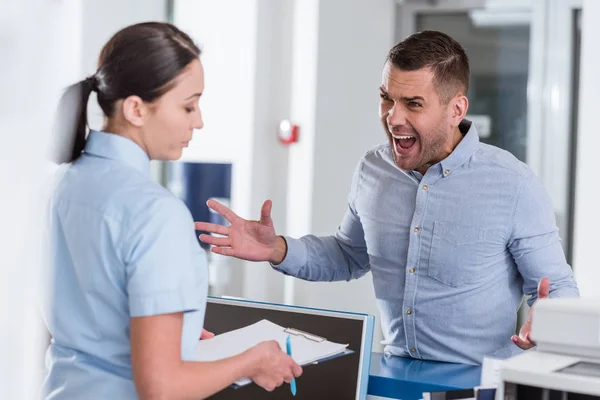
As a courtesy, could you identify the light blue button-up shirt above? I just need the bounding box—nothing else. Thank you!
[42,131,208,399]
[274,120,579,365]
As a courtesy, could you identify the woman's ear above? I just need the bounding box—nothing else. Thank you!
[121,95,148,128]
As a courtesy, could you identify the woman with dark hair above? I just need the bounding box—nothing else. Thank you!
[42,22,301,399]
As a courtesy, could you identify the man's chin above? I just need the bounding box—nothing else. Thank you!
[392,154,417,171]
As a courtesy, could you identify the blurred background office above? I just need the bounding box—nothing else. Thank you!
[2,0,600,398]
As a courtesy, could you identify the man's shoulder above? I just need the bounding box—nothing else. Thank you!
[474,142,531,178]
[354,143,400,178]
[361,142,394,166]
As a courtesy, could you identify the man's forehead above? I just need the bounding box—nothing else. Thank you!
[381,63,435,92]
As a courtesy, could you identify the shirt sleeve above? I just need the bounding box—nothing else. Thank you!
[123,196,207,317]
[273,160,371,281]
[508,170,579,306]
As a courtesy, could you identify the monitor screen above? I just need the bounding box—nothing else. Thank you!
[200,297,373,400]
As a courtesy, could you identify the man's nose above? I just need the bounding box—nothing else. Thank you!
[387,103,407,128]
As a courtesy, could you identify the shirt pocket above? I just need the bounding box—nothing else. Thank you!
[428,221,491,287]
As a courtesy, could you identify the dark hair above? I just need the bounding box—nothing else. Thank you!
[50,22,201,164]
[387,30,469,104]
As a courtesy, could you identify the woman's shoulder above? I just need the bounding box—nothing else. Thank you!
[54,157,188,226]
[113,177,191,227]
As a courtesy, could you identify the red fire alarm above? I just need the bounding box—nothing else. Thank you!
[278,119,299,145]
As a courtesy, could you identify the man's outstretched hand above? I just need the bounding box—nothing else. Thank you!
[195,199,287,264]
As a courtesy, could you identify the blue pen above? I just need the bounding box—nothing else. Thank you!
[286,335,297,396]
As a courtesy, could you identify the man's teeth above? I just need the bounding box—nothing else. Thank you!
[392,134,415,140]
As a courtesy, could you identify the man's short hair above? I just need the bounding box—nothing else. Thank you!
[387,30,470,103]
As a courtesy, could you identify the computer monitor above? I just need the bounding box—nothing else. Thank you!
[201,296,375,400]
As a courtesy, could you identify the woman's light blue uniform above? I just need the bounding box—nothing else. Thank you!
[42,131,208,399]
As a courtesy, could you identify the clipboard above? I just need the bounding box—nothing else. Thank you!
[284,327,326,342]
[195,319,353,387]
[282,327,354,366]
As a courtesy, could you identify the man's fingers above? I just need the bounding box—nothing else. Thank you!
[512,334,535,350]
[537,277,550,299]
[207,199,239,223]
[260,200,273,225]
[195,222,230,236]
[199,235,231,247]
[212,246,235,257]
[198,234,228,246]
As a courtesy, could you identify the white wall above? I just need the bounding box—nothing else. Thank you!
[244,0,295,302]
[283,0,321,304]
[81,0,167,78]
[0,0,83,397]
[573,0,600,296]
[288,0,397,352]
[284,0,320,242]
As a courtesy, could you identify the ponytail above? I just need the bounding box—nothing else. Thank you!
[49,76,97,164]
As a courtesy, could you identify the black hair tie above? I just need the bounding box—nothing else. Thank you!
[84,75,98,92]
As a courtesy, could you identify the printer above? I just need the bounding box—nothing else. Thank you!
[496,298,600,399]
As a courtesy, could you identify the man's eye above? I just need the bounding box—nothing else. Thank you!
[408,102,422,108]
[185,106,195,113]
[379,93,391,101]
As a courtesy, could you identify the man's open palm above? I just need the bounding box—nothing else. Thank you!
[195,199,279,262]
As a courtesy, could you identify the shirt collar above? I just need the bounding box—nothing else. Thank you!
[84,130,151,175]
[438,119,479,176]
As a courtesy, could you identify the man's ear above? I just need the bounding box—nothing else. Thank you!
[448,94,469,127]
[121,95,149,128]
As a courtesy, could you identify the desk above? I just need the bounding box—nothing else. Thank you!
[367,352,481,400]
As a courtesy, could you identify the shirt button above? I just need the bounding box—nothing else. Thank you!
[413,227,420,233]
[406,309,413,315]
[409,268,415,274]
[410,347,417,353]
[422,185,429,191]
[384,351,391,358]
[444,169,450,175]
